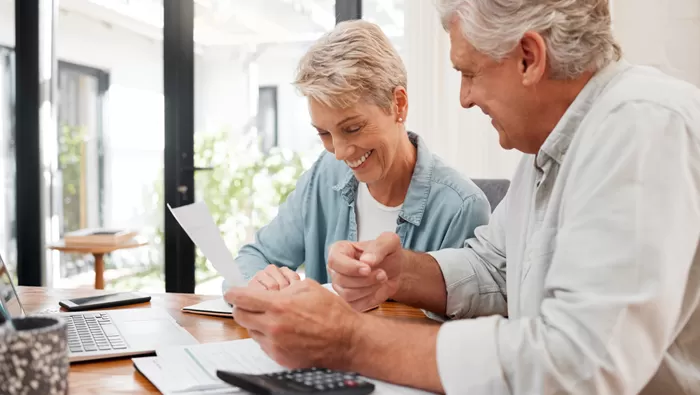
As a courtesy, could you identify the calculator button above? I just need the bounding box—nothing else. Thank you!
[345,379,358,387]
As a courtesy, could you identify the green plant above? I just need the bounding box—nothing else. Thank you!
[57,124,86,234]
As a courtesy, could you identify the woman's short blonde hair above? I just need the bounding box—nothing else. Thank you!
[294,20,407,112]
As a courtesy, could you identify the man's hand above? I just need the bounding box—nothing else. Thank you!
[248,264,300,291]
[328,232,405,312]
[225,280,362,370]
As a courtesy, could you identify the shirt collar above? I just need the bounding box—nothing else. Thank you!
[536,60,633,168]
[332,131,434,226]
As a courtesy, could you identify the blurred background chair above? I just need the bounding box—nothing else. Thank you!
[472,179,510,213]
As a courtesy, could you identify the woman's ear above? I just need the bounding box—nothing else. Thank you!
[394,86,408,122]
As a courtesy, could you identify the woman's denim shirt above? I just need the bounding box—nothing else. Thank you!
[234,132,491,283]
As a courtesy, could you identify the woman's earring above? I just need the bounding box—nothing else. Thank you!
[398,117,404,123]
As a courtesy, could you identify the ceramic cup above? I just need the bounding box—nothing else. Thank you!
[0,316,69,395]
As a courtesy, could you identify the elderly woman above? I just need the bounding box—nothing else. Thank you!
[233,20,489,290]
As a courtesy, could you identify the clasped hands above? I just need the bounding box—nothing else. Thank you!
[224,232,404,368]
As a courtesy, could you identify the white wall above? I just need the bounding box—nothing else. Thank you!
[195,48,250,137]
[613,0,700,87]
[405,2,522,181]
[405,0,700,181]
[257,43,319,153]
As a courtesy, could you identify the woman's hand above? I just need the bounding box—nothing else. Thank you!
[248,264,301,291]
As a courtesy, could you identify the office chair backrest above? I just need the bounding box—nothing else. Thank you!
[472,179,510,213]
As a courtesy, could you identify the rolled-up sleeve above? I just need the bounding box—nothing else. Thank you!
[427,197,509,319]
[434,104,700,394]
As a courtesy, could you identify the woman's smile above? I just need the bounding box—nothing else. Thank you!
[345,149,374,169]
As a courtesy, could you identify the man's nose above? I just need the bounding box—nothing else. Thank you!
[460,84,475,109]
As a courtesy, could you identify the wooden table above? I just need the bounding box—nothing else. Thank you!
[47,239,148,289]
[17,286,431,394]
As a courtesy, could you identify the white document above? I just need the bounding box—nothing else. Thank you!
[152,338,435,395]
[133,356,239,394]
[168,202,246,288]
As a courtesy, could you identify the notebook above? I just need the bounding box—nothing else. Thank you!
[182,284,377,317]
[182,298,232,317]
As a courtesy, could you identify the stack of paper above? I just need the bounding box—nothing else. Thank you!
[133,338,435,395]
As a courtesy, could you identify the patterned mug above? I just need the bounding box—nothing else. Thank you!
[0,316,69,395]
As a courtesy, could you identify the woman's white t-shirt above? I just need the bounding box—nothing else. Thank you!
[355,182,403,242]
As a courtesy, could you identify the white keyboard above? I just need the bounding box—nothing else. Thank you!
[65,312,127,353]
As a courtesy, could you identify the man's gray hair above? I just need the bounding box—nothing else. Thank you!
[435,0,622,79]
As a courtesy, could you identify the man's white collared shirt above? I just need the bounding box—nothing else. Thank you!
[431,61,700,394]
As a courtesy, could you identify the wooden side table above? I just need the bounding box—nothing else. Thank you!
[47,239,148,289]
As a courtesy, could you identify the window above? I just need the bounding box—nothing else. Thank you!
[0,47,15,283]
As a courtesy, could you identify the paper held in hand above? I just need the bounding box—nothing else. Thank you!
[167,202,247,289]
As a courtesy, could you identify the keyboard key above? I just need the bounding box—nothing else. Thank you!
[98,344,111,351]
[69,347,83,353]
[84,345,97,352]
[112,344,127,350]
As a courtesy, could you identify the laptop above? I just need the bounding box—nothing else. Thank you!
[0,254,198,363]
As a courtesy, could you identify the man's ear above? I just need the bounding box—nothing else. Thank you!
[518,31,548,86]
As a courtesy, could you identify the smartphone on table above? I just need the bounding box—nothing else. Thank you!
[59,292,151,311]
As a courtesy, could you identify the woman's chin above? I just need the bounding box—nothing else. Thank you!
[353,168,380,184]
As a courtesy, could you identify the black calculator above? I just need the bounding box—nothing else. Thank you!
[216,367,375,395]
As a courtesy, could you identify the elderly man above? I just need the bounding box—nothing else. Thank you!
[226,0,700,393]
